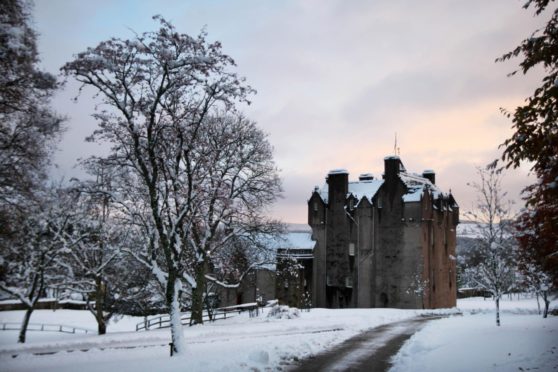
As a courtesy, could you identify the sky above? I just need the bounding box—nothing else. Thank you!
[32,0,549,223]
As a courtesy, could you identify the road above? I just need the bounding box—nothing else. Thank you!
[289,316,440,372]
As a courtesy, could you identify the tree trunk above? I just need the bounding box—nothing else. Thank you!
[542,291,550,319]
[535,292,541,315]
[166,275,185,356]
[495,297,501,326]
[190,259,207,325]
[95,278,107,335]
[18,307,34,343]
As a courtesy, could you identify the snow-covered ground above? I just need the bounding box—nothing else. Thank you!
[0,296,555,371]
[390,313,558,372]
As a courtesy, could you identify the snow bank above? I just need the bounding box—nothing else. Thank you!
[266,305,300,319]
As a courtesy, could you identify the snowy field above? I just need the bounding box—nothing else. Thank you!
[0,296,555,371]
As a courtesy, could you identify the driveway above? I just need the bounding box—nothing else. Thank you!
[289,316,441,372]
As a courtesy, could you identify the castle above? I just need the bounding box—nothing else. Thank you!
[308,156,459,309]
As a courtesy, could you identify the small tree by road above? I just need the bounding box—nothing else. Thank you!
[465,167,517,326]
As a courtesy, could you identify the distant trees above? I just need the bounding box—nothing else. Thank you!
[62,17,280,355]
[465,167,517,326]
[497,0,557,285]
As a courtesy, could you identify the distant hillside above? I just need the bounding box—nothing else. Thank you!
[456,221,483,239]
[286,223,311,233]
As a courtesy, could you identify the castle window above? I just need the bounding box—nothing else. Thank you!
[313,202,318,212]
[348,243,355,256]
[326,275,332,287]
[345,277,353,288]
[348,198,354,210]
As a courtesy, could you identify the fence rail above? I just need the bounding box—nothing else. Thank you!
[135,303,261,331]
[1,322,94,334]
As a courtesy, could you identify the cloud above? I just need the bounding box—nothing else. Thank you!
[34,0,542,223]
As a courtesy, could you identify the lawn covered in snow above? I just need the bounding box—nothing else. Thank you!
[0,306,454,371]
[0,295,555,371]
[390,313,558,372]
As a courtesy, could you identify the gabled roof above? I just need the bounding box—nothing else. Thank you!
[348,179,384,206]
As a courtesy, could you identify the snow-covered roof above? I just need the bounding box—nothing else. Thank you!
[316,179,384,206]
[268,231,315,251]
[328,169,348,175]
[399,172,442,203]
[255,231,314,270]
[314,160,455,206]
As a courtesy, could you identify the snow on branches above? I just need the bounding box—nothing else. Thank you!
[62,17,280,355]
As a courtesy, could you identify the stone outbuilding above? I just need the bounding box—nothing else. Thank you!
[308,156,459,309]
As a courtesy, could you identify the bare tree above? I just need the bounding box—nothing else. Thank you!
[58,162,129,335]
[61,17,278,354]
[465,166,517,326]
[186,113,281,324]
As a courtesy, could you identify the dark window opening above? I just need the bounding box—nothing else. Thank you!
[380,293,388,308]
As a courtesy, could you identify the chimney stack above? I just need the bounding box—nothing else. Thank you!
[327,169,348,206]
[383,156,404,180]
[422,169,436,185]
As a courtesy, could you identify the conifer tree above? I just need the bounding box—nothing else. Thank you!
[497,0,558,285]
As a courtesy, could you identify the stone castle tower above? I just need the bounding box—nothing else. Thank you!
[308,156,459,309]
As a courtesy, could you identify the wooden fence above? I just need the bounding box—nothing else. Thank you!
[1,322,94,334]
[135,303,261,331]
